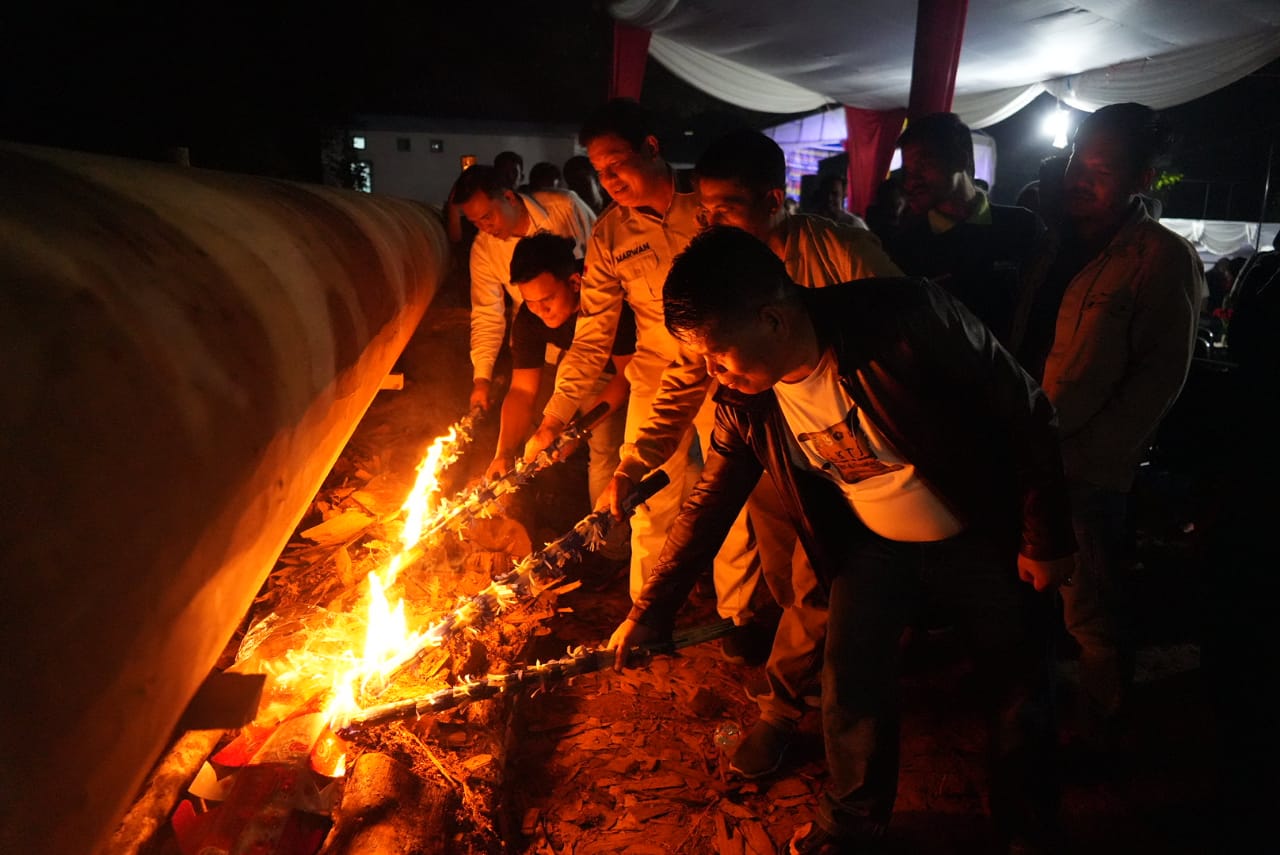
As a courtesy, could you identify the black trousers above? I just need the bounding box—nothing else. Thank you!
[817,527,1059,845]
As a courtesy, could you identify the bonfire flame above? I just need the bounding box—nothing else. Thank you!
[318,424,478,729]
[256,409,524,778]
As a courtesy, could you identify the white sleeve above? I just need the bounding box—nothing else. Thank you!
[543,228,619,424]
[468,239,507,381]
[564,192,597,258]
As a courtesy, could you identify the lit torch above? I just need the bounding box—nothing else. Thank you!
[413,401,610,547]
[337,618,737,735]
[324,470,669,731]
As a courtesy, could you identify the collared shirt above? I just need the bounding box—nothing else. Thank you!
[1010,201,1206,491]
[543,168,701,425]
[618,214,902,482]
[927,191,992,234]
[469,189,596,381]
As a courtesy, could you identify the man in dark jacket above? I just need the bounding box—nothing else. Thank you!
[885,112,1043,345]
[608,227,1076,855]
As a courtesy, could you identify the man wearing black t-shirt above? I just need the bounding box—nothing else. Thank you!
[885,113,1043,346]
[487,232,635,510]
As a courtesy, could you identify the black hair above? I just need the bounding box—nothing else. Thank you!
[510,232,578,285]
[695,128,786,195]
[898,112,974,175]
[528,161,561,190]
[579,98,655,151]
[494,150,524,169]
[563,154,594,181]
[451,164,506,205]
[1074,102,1172,175]
[663,226,795,338]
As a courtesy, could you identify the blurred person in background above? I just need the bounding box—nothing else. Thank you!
[886,112,1044,345]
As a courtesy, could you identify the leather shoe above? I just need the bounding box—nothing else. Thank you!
[720,620,774,666]
[787,822,886,854]
[729,719,792,779]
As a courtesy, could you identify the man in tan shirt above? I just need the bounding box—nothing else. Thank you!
[522,99,708,617]
[599,129,900,778]
[1011,103,1204,744]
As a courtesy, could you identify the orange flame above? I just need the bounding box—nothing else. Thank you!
[398,428,460,563]
[321,425,471,731]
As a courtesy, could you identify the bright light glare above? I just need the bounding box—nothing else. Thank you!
[1042,109,1069,149]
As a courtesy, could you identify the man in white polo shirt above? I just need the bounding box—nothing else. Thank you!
[520,100,713,614]
[451,164,595,412]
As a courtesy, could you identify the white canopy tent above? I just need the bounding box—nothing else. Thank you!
[1159,218,1279,261]
[610,0,1280,127]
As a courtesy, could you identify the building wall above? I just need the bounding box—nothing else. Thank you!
[354,129,580,204]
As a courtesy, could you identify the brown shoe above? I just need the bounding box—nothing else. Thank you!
[787,822,886,854]
[720,620,774,666]
[729,719,792,779]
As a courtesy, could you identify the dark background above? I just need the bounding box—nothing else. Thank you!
[3,2,1276,220]
[984,77,1280,222]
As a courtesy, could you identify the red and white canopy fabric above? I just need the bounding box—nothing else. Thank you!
[610,0,1280,127]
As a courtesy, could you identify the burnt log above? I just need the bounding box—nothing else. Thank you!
[320,753,455,855]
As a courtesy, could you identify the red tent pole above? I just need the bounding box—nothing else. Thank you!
[846,0,967,216]
[611,22,652,101]
[845,106,908,217]
[907,0,969,117]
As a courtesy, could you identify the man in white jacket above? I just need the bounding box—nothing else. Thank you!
[452,164,596,412]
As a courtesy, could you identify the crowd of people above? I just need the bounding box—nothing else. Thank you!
[433,97,1276,854]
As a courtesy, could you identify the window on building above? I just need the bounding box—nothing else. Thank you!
[351,135,366,150]
[396,137,411,152]
[351,160,373,193]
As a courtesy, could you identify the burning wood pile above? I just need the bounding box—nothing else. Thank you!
[113,334,715,855]
[136,405,524,853]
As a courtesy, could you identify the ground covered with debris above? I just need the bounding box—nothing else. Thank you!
[510,573,1215,855]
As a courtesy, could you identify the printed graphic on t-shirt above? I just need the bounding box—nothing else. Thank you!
[797,408,903,484]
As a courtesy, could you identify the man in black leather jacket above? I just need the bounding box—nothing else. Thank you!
[608,227,1076,855]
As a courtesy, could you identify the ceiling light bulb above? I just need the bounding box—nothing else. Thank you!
[1043,109,1069,149]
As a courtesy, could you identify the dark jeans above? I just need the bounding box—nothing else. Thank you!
[817,528,1058,845]
[1061,483,1132,718]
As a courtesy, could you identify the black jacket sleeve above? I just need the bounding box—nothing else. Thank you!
[922,283,1076,561]
[626,403,763,633]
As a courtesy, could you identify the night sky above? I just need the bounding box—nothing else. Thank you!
[3,2,1276,220]
[0,2,784,180]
